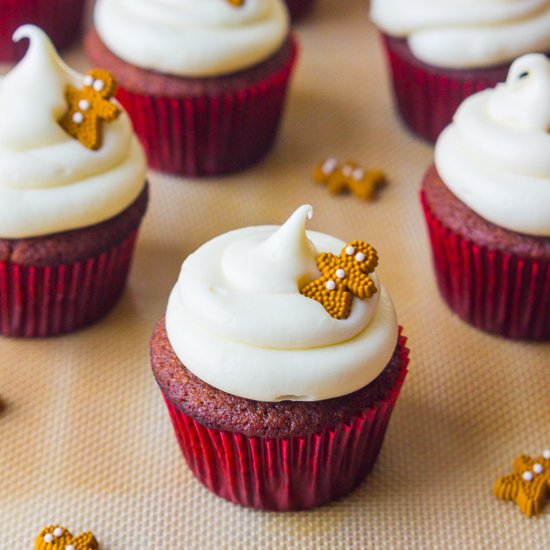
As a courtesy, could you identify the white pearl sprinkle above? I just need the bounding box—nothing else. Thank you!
[523,471,534,482]
[342,165,353,177]
[533,463,544,474]
[66,545,75,550]
[355,252,366,262]
[93,79,105,92]
[78,99,90,111]
[53,527,63,537]
[72,112,84,124]
[325,280,336,291]
[543,449,550,460]
[335,269,346,279]
[322,158,337,175]
[83,75,93,86]
[43,533,54,543]
[352,168,364,180]
[345,246,355,256]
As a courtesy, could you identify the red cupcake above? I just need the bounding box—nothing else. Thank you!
[370,1,550,143]
[86,0,297,177]
[0,0,86,62]
[421,54,550,340]
[0,26,148,337]
[284,0,316,22]
[150,205,409,510]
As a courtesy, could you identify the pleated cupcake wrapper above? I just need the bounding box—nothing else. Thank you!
[381,34,507,143]
[163,331,409,511]
[0,230,138,338]
[115,39,298,177]
[0,0,86,62]
[421,192,550,340]
[284,0,316,21]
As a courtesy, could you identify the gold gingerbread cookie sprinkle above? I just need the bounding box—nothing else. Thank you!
[300,240,378,320]
[36,525,99,549]
[313,158,386,201]
[59,68,121,151]
[494,449,550,517]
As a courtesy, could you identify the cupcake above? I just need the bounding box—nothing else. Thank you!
[85,0,298,177]
[0,0,86,62]
[370,1,550,142]
[0,26,148,338]
[421,54,550,340]
[150,205,409,511]
[284,0,316,22]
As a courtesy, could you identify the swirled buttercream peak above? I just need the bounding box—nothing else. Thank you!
[0,25,146,239]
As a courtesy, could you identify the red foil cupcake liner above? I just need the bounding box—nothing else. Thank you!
[421,192,550,340]
[0,230,138,338]
[0,0,86,62]
[115,39,298,177]
[164,331,409,511]
[284,0,316,22]
[380,34,509,143]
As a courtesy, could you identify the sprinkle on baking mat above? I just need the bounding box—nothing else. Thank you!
[313,158,387,201]
[300,240,378,320]
[36,525,99,549]
[59,68,121,150]
[494,449,550,517]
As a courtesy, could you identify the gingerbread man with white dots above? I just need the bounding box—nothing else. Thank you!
[59,68,121,151]
[35,525,98,550]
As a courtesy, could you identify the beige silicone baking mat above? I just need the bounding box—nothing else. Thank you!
[1,1,549,548]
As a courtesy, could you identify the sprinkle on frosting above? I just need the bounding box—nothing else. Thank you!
[59,68,121,150]
[227,0,245,5]
[300,240,378,320]
[313,158,386,201]
[36,525,99,549]
[494,450,550,517]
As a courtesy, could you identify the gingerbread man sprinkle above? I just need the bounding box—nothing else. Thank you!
[313,158,387,201]
[494,449,550,517]
[36,525,99,550]
[300,240,378,320]
[59,68,121,150]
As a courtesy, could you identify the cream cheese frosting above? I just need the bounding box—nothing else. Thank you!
[94,0,289,77]
[165,205,399,402]
[435,53,550,237]
[370,0,550,69]
[0,25,146,239]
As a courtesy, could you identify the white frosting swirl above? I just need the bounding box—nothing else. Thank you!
[435,54,550,236]
[0,26,146,239]
[370,0,550,69]
[94,0,289,77]
[165,205,399,402]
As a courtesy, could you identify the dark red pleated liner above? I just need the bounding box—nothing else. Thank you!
[380,34,511,143]
[164,332,409,511]
[115,39,298,177]
[0,0,86,62]
[0,230,138,338]
[421,192,550,340]
[284,0,316,22]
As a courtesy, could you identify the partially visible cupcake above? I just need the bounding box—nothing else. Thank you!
[0,26,148,337]
[151,205,409,511]
[86,0,298,177]
[284,0,316,22]
[0,0,86,62]
[421,54,550,340]
[370,0,550,142]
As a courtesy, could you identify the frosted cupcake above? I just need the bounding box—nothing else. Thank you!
[86,0,298,177]
[371,0,550,142]
[0,26,148,337]
[0,0,86,62]
[150,205,409,510]
[421,54,550,340]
